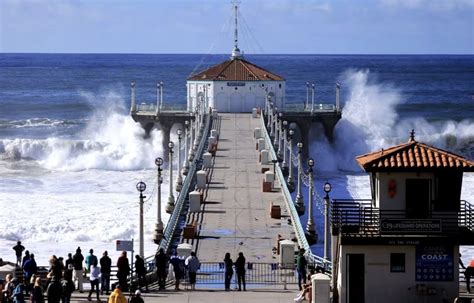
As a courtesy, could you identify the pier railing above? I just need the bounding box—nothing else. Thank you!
[284,103,338,113]
[158,111,211,254]
[135,103,187,113]
[331,199,474,236]
[259,114,331,272]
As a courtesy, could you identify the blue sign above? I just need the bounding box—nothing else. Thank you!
[415,245,453,281]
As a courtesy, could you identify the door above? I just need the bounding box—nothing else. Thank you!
[230,92,242,112]
[406,179,431,218]
[347,254,365,303]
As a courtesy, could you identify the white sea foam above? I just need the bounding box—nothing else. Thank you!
[0,91,175,264]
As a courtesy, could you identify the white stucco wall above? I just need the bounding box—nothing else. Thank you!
[187,80,285,113]
[375,172,435,210]
[337,245,460,303]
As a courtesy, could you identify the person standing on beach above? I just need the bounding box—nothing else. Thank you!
[134,255,147,292]
[12,241,25,267]
[100,251,111,295]
[72,247,84,293]
[296,248,307,291]
[154,249,168,291]
[116,251,130,292]
[223,253,233,291]
[87,259,101,302]
[23,254,37,295]
[235,252,246,291]
[65,253,74,280]
[169,251,184,291]
[184,252,200,291]
[85,249,98,274]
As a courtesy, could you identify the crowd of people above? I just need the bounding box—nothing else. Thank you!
[3,241,322,302]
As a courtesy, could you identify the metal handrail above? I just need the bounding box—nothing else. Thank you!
[283,103,337,113]
[259,114,331,272]
[158,111,212,254]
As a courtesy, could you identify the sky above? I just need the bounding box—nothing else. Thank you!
[1,0,473,54]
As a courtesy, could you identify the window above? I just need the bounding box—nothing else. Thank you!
[390,253,405,272]
[235,87,238,90]
[279,84,282,89]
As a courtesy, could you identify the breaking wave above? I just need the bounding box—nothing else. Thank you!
[0,92,163,171]
[311,69,474,172]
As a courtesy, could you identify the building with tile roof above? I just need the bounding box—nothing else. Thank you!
[186,3,285,113]
[331,130,474,302]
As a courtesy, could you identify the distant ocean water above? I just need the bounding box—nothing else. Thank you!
[0,54,473,263]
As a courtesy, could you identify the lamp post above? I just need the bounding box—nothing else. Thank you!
[306,159,317,244]
[311,83,315,114]
[274,112,280,148]
[176,129,183,191]
[295,142,305,215]
[166,141,175,214]
[281,121,289,176]
[270,106,276,138]
[188,117,195,162]
[267,97,272,128]
[277,113,283,154]
[182,121,190,175]
[154,158,164,244]
[287,129,295,192]
[136,181,146,258]
[159,81,164,112]
[305,82,310,110]
[323,181,332,261]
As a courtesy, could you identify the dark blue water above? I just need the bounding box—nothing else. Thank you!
[1,54,473,258]
[1,54,473,130]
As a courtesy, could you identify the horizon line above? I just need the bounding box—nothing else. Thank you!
[1,52,473,56]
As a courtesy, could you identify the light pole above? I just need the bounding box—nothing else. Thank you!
[188,116,195,162]
[295,142,305,215]
[176,129,183,192]
[281,121,289,176]
[166,141,175,214]
[182,121,190,176]
[287,129,295,192]
[311,83,315,114]
[136,181,146,258]
[267,97,272,128]
[274,111,280,148]
[270,105,276,138]
[154,158,164,244]
[276,112,283,153]
[306,159,317,244]
[305,82,310,110]
[323,181,332,261]
[159,81,164,112]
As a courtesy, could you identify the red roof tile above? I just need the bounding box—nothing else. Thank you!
[356,139,474,172]
[187,58,284,81]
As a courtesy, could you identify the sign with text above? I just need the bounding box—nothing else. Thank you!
[415,244,453,281]
[380,219,441,234]
[227,82,246,86]
[116,240,133,252]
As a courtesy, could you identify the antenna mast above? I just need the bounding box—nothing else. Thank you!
[231,0,242,59]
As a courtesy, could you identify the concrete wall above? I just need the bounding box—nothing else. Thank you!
[337,245,460,303]
[375,172,435,210]
[187,80,285,112]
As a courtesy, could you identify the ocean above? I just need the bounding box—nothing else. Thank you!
[0,54,473,264]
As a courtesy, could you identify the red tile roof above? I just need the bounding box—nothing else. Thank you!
[356,138,474,172]
[187,58,284,81]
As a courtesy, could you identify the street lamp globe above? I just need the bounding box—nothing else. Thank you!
[177,129,182,137]
[324,181,332,194]
[283,120,288,127]
[289,129,294,136]
[136,181,146,193]
[168,141,174,149]
[297,142,303,149]
[155,157,163,167]
[308,158,314,168]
